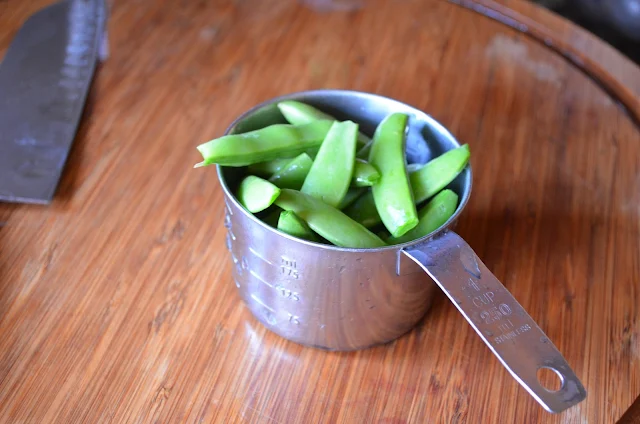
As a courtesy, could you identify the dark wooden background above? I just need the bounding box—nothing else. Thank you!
[0,0,638,422]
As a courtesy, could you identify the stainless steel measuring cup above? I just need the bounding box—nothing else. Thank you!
[217,90,586,414]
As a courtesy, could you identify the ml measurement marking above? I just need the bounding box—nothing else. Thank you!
[249,269,273,288]
[248,246,273,265]
[250,293,275,313]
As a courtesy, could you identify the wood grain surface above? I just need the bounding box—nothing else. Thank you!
[1,0,639,422]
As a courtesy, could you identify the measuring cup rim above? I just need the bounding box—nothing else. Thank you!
[215,88,473,253]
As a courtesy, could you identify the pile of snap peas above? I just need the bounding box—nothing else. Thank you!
[195,100,470,248]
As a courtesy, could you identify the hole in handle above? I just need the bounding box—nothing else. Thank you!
[537,366,564,392]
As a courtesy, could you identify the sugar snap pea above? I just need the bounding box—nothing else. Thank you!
[269,153,313,190]
[338,187,366,210]
[343,190,381,228]
[248,158,293,177]
[352,159,380,187]
[377,229,391,240]
[199,100,473,248]
[195,120,332,167]
[301,120,358,208]
[305,147,320,159]
[368,113,418,238]
[237,176,281,213]
[278,100,334,124]
[406,163,424,173]
[410,144,470,203]
[386,189,458,244]
[345,146,469,228]
[277,100,370,146]
[277,210,318,242]
[356,139,373,159]
[275,189,386,248]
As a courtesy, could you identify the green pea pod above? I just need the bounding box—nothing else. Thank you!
[277,100,370,146]
[236,176,281,213]
[275,189,386,248]
[376,229,391,240]
[406,163,424,173]
[346,146,470,228]
[301,120,358,208]
[352,159,380,187]
[277,210,318,242]
[343,190,381,228]
[369,113,418,238]
[386,189,458,244]
[305,147,320,159]
[410,144,470,203]
[356,139,373,159]
[248,158,293,177]
[269,153,313,189]
[195,120,332,167]
[338,187,366,210]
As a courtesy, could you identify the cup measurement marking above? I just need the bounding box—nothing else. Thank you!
[244,250,302,325]
[250,293,275,313]
[247,257,301,298]
[249,246,273,265]
[247,266,302,325]
[288,313,301,325]
[223,200,236,241]
[280,256,299,279]
[250,294,301,326]
[464,276,531,344]
[278,256,302,324]
[249,269,273,288]
[224,198,233,216]
[275,285,300,301]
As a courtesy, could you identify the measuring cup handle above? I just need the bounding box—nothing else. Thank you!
[402,230,586,413]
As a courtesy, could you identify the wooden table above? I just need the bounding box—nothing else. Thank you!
[1,0,639,422]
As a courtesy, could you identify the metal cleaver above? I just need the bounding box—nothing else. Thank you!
[0,0,107,204]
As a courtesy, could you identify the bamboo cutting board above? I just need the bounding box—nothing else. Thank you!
[0,0,638,422]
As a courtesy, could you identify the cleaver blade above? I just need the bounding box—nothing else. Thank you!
[0,0,106,204]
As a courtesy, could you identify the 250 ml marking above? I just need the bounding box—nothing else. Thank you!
[464,276,531,344]
[479,303,513,324]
